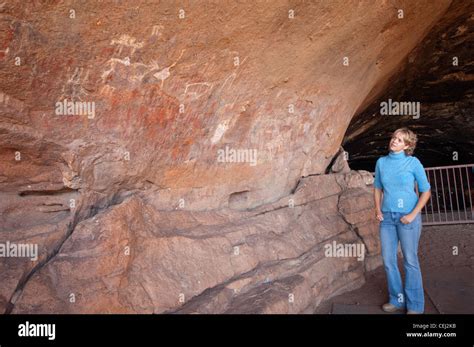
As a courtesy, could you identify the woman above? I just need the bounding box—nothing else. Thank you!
[374,127,431,314]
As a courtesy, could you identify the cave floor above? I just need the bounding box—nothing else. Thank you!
[315,223,474,314]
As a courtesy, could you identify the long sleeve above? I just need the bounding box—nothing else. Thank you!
[374,158,383,189]
[413,158,431,192]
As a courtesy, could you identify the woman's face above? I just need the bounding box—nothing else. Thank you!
[389,132,409,152]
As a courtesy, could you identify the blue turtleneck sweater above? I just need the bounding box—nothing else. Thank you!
[374,151,431,213]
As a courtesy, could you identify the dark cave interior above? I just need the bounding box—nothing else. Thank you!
[343,1,473,171]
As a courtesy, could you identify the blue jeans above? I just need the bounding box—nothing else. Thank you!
[379,211,424,312]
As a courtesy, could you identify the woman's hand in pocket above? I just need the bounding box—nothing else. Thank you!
[400,212,416,224]
[375,209,384,221]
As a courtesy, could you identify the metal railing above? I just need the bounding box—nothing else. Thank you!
[421,164,474,225]
[371,164,474,225]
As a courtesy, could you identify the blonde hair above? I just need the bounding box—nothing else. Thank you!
[391,127,417,156]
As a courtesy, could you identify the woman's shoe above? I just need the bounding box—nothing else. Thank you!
[382,303,405,313]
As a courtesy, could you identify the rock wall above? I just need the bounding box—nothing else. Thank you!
[11,166,380,314]
[0,1,453,313]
